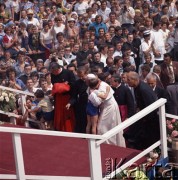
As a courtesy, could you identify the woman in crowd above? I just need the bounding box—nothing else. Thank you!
[1,67,25,90]
[3,26,18,57]
[52,17,65,42]
[40,21,54,59]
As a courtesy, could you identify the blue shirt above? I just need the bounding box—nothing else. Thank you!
[16,78,26,90]
[88,22,107,37]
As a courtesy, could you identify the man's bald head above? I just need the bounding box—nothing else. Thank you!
[146,73,157,89]
[127,71,140,87]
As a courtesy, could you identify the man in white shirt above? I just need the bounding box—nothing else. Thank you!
[27,9,40,29]
[99,44,108,66]
[120,0,135,32]
[64,46,76,65]
[106,12,120,28]
[25,78,38,93]
[97,0,111,23]
[150,22,166,65]
[113,41,122,58]
[74,0,89,15]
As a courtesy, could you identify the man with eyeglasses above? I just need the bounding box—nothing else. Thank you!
[19,64,32,85]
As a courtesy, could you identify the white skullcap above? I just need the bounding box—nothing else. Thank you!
[87,74,97,80]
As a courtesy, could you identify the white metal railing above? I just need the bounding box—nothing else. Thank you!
[166,113,178,120]
[0,85,36,127]
[0,98,168,180]
[101,98,168,179]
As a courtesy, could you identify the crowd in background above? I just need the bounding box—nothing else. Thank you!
[1,0,178,149]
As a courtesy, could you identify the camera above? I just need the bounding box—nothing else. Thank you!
[123,5,127,12]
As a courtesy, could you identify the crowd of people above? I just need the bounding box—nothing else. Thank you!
[1,0,178,150]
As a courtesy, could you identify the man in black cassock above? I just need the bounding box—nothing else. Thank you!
[127,71,159,150]
[66,66,88,133]
[50,62,76,132]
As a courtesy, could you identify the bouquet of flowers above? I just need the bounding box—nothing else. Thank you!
[166,118,178,143]
[0,89,16,112]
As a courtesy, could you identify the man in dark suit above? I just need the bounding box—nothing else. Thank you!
[146,73,171,114]
[90,52,104,70]
[166,75,178,116]
[127,71,159,150]
[110,74,135,121]
[76,41,93,67]
[153,65,164,88]
[160,53,178,88]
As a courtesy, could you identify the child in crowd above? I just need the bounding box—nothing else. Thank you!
[86,76,110,134]
[26,89,54,130]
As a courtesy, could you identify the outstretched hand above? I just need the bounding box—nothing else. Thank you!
[66,103,71,110]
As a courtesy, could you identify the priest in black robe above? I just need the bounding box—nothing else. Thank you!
[50,62,76,132]
[66,66,88,133]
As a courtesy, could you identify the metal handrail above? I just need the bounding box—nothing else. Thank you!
[97,98,167,146]
[0,126,103,140]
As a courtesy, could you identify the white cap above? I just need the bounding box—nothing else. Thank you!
[143,30,150,36]
[27,9,34,14]
[58,59,63,67]
[68,18,75,22]
[87,74,97,80]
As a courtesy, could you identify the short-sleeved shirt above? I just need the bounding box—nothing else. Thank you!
[38,96,53,112]
[74,2,89,15]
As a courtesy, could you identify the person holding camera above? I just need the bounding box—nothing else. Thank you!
[120,0,135,33]
[44,49,64,69]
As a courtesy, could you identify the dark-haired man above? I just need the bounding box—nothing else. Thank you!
[50,62,75,132]
[160,53,178,88]
[110,74,135,121]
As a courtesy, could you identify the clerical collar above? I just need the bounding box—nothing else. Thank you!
[153,85,156,91]
[116,84,121,89]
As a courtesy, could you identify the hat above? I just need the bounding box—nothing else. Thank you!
[36,59,44,63]
[71,11,78,17]
[143,30,150,36]
[27,9,34,14]
[68,18,75,22]
[58,59,63,66]
[135,9,141,13]
[87,74,97,80]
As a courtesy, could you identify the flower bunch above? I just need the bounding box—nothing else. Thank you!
[166,118,178,143]
[0,89,16,112]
